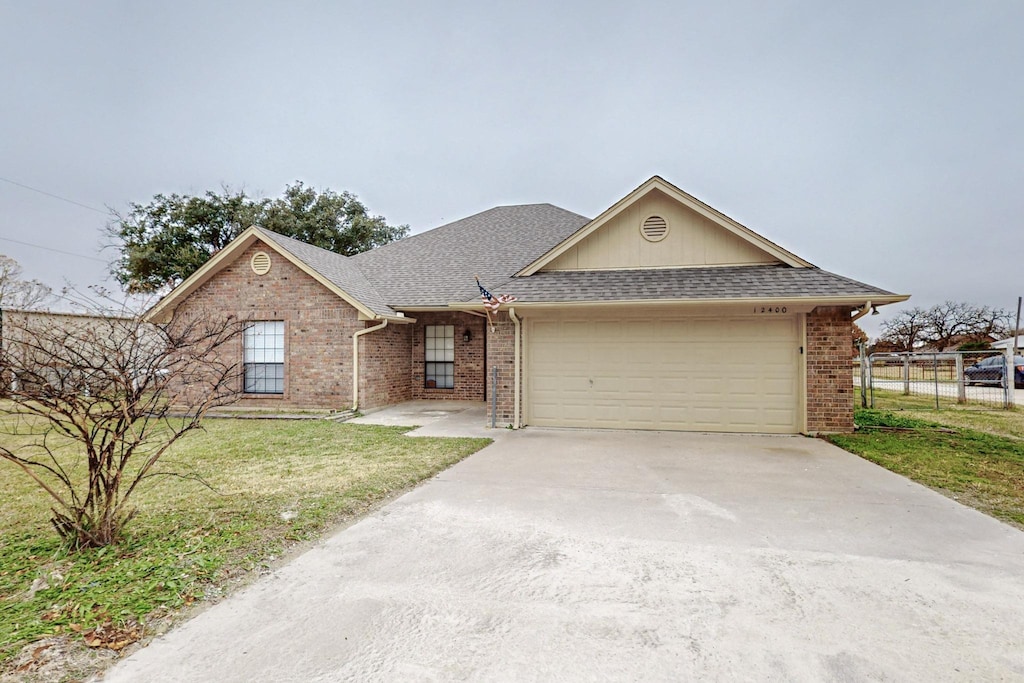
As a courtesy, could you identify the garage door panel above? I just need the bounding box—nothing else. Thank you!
[528,314,800,433]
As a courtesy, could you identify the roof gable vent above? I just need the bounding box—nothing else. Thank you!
[641,215,669,242]
[250,251,272,275]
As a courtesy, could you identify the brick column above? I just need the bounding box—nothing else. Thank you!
[806,306,854,433]
[485,315,517,426]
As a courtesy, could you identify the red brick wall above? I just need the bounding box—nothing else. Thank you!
[410,312,487,401]
[171,240,362,409]
[806,306,854,433]
[358,321,412,409]
[485,315,517,425]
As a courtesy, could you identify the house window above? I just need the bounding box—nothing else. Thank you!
[244,321,284,394]
[424,325,454,389]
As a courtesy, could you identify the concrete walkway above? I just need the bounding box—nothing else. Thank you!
[348,400,497,439]
[101,430,1024,682]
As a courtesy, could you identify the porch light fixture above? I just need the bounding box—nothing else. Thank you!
[871,306,880,315]
[463,329,472,342]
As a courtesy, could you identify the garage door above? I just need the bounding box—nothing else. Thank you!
[527,314,801,433]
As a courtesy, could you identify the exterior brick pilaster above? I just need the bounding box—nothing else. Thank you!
[806,306,854,433]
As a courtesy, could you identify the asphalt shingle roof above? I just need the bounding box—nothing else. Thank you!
[258,229,398,317]
[350,204,591,307]
[256,204,897,314]
[477,265,897,303]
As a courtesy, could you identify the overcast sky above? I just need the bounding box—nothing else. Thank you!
[2,1,1022,336]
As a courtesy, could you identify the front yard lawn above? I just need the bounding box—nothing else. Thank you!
[0,419,490,680]
[860,389,1024,441]
[828,409,1024,530]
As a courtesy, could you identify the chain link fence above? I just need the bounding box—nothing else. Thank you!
[855,350,1021,410]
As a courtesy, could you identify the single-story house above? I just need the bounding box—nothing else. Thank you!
[992,336,1023,352]
[146,176,908,434]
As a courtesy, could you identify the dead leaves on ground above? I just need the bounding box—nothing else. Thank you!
[10,617,143,674]
[79,619,143,651]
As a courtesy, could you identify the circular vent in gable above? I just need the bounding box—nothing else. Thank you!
[641,215,669,242]
[250,251,272,275]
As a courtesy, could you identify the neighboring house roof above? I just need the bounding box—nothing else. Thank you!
[993,336,1024,350]
[146,176,909,322]
[350,204,590,307]
[472,265,898,306]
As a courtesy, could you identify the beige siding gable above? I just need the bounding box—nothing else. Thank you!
[543,188,780,271]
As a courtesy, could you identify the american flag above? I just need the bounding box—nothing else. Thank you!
[476,277,517,313]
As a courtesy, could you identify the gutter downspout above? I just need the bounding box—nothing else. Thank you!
[508,306,521,428]
[352,319,388,411]
[851,301,873,323]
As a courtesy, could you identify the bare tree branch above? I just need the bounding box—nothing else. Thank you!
[0,295,245,548]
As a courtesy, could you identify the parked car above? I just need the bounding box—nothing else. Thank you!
[964,355,1024,388]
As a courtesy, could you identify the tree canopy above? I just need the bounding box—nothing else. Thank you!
[0,254,52,310]
[109,183,409,293]
[877,301,1012,352]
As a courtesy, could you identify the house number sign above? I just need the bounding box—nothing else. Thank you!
[754,306,788,314]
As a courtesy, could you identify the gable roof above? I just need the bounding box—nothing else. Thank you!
[147,177,908,321]
[257,230,397,317]
[518,176,812,276]
[145,226,402,323]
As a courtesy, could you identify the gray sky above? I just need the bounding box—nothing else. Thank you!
[2,0,1022,336]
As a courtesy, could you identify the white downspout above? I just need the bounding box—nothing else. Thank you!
[851,301,873,322]
[508,306,521,428]
[352,319,388,411]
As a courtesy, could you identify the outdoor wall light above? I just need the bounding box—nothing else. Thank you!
[871,306,880,316]
[463,329,472,342]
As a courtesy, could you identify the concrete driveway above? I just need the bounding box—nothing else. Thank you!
[102,430,1024,682]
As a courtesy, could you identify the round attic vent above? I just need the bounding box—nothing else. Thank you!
[641,215,669,242]
[250,251,272,275]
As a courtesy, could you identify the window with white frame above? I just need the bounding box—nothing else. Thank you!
[244,321,285,394]
[424,325,454,389]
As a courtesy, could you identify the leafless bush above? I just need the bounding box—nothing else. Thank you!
[0,305,244,548]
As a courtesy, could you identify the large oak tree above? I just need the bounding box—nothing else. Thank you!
[878,301,1013,351]
[109,182,408,293]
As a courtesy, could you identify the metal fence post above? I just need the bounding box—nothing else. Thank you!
[491,365,498,428]
[868,353,875,409]
[859,342,867,409]
[1006,348,1016,410]
[902,355,911,395]
[932,353,940,410]
[955,353,966,404]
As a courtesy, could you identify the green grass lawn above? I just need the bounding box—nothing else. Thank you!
[827,396,1024,530]
[0,419,490,676]
[861,389,1024,440]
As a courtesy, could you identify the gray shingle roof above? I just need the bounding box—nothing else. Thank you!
[257,229,398,317]
[350,204,591,307]
[256,204,898,315]
[475,265,898,303]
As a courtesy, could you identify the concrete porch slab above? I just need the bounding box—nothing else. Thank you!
[347,400,497,439]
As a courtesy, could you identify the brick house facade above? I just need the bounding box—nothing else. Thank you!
[147,176,906,434]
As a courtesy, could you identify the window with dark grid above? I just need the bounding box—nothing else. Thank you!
[424,325,454,389]
[244,321,284,394]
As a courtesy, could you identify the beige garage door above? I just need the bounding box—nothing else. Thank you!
[527,314,801,433]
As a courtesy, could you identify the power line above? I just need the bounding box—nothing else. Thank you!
[0,235,108,263]
[0,176,109,215]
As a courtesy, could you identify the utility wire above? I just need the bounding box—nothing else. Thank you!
[0,235,108,263]
[0,176,109,215]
